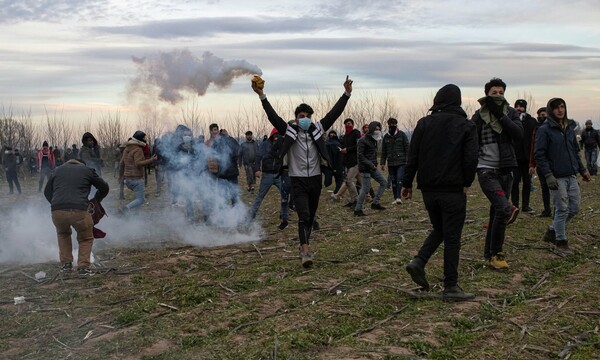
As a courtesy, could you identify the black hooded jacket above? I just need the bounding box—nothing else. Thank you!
[79,132,102,172]
[357,121,381,173]
[402,84,479,192]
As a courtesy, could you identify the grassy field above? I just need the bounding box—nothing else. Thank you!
[0,169,599,359]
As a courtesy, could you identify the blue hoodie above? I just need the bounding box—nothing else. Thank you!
[534,98,586,178]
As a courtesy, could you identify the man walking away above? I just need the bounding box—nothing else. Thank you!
[44,158,109,277]
[354,121,387,216]
[580,120,600,176]
[529,107,552,217]
[402,84,478,301]
[381,117,409,205]
[535,98,591,256]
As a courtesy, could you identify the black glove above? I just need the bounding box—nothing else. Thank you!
[545,173,558,190]
[486,96,505,119]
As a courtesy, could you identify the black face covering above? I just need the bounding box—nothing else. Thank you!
[388,126,397,134]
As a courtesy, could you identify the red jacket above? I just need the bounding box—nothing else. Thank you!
[37,147,55,169]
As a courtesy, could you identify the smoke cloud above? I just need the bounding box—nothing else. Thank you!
[128,49,263,103]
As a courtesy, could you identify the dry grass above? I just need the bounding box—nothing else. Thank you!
[1,170,599,359]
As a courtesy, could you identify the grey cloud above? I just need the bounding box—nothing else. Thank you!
[0,0,110,23]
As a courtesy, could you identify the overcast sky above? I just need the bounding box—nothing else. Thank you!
[1,0,599,125]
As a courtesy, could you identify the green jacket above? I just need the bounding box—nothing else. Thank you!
[381,129,409,166]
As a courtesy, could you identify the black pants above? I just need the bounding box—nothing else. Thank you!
[511,160,531,208]
[478,169,513,259]
[6,170,21,194]
[536,168,551,214]
[416,191,466,288]
[291,175,322,245]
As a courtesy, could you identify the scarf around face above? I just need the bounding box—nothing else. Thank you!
[477,95,509,134]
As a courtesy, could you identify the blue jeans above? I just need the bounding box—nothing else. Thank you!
[355,170,386,211]
[585,148,598,175]
[388,165,405,199]
[124,178,145,210]
[251,172,289,221]
[477,169,513,259]
[550,175,580,242]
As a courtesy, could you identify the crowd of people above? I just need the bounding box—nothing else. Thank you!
[2,76,598,301]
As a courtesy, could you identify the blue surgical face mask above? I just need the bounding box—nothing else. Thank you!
[298,117,312,131]
[183,135,192,143]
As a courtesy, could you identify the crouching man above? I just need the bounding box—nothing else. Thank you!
[44,159,109,277]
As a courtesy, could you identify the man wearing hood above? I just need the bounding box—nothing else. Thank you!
[44,157,109,277]
[529,107,552,217]
[472,78,523,270]
[79,132,103,176]
[511,99,538,214]
[381,117,409,205]
[354,121,387,216]
[324,130,344,194]
[252,75,352,268]
[119,131,157,213]
[402,84,478,301]
[535,98,591,256]
[37,140,55,192]
[3,147,22,194]
[580,120,599,176]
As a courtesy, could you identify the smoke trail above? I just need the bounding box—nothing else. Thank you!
[128,49,263,104]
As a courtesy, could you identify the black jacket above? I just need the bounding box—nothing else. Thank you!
[514,113,537,162]
[357,134,379,173]
[326,136,344,175]
[341,128,361,168]
[472,106,523,169]
[580,127,600,149]
[211,135,240,179]
[257,135,284,174]
[44,160,109,211]
[403,84,479,192]
[381,129,409,166]
[3,152,17,173]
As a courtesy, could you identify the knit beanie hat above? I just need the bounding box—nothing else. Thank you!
[514,99,527,109]
[43,140,49,147]
[132,130,146,142]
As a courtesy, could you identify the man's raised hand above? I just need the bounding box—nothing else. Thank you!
[344,75,353,94]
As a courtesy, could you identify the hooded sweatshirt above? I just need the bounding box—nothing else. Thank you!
[79,132,102,172]
[534,98,586,178]
[403,84,479,192]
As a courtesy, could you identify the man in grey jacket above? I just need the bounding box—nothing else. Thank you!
[44,159,109,277]
[239,131,260,192]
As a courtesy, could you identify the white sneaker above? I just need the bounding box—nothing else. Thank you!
[395,198,402,204]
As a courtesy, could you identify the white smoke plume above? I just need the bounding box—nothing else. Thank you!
[128,49,263,104]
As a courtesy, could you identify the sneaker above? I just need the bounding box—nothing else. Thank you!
[118,206,130,215]
[354,210,366,217]
[60,262,73,273]
[394,198,402,205]
[78,268,94,278]
[522,206,534,214]
[554,241,574,257]
[443,285,475,301]
[301,252,313,268]
[490,253,509,270]
[506,206,520,225]
[483,259,491,267]
[370,203,386,210]
[331,193,340,201]
[405,258,429,290]
[538,210,552,218]
[344,201,357,208]
[542,228,556,245]
[278,219,289,230]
